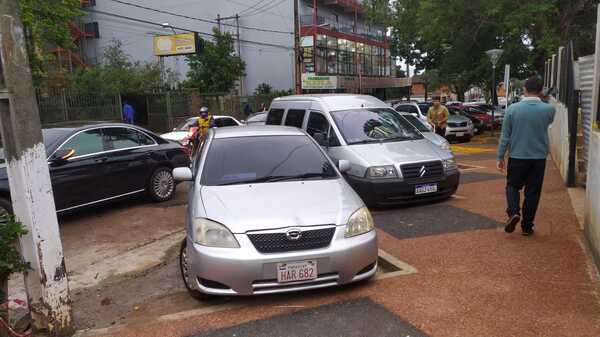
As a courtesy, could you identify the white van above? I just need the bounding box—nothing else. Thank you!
[267,94,460,206]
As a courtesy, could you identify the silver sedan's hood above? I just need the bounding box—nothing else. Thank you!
[348,138,441,167]
[199,179,363,233]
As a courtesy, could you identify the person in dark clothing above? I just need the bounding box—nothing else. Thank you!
[122,101,135,124]
[497,76,556,236]
[243,103,253,116]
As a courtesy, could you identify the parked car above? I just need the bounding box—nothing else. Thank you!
[245,112,267,125]
[445,110,474,141]
[397,112,450,150]
[161,115,242,144]
[0,122,191,215]
[393,101,429,125]
[447,106,483,135]
[460,105,494,130]
[175,126,378,297]
[267,94,459,206]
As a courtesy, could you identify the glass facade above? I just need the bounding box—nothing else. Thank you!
[302,34,391,77]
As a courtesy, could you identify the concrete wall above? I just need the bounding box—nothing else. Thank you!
[584,131,600,265]
[85,0,295,94]
[548,100,570,181]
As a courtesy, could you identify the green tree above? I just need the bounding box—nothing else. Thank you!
[254,83,273,95]
[184,28,246,93]
[367,0,598,100]
[71,40,171,95]
[17,0,83,83]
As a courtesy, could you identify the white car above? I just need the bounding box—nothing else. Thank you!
[393,102,429,125]
[161,115,242,144]
[397,112,450,151]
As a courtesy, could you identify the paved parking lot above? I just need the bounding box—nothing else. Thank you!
[9,136,599,337]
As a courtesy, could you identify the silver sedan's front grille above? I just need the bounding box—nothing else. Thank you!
[247,227,336,253]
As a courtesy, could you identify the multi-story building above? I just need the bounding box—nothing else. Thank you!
[80,0,408,96]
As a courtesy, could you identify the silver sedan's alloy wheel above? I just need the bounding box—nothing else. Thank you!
[153,170,174,199]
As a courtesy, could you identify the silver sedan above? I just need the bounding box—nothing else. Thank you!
[173,126,378,297]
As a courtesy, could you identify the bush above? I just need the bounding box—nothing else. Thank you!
[0,215,29,325]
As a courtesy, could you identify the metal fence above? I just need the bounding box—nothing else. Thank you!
[36,89,287,133]
[37,89,121,125]
[577,55,595,184]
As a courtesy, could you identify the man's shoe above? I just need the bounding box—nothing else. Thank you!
[522,226,535,236]
[504,214,521,233]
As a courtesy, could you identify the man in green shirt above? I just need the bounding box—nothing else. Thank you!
[497,76,555,236]
[427,96,450,138]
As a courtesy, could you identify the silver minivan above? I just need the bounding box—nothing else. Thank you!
[267,94,460,206]
[173,126,378,297]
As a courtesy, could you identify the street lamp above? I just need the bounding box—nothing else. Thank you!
[486,48,503,136]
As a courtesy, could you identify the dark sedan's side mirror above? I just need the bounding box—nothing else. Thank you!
[51,148,75,165]
[313,132,329,147]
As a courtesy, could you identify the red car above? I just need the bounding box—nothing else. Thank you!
[455,105,496,130]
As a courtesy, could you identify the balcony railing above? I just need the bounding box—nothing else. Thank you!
[300,15,386,42]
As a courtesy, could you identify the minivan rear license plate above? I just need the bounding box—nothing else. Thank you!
[277,260,317,283]
[456,132,465,137]
[415,184,437,195]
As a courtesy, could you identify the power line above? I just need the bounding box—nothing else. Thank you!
[106,0,293,35]
[241,0,289,18]
[86,9,293,50]
[237,0,270,15]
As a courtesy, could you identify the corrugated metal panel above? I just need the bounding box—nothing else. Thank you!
[578,55,595,175]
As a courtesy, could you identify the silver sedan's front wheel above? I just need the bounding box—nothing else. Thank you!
[179,239,210,300]
[148,167,175,202]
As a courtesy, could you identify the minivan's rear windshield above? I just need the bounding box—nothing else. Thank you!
[201,135,338,186]
[330,108,423,145]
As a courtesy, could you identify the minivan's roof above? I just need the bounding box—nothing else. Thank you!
[273,94,389,112]
[213,125,305,139]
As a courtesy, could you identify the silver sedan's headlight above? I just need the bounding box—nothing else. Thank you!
[345,207,375,238]
[192,218,240,248]
[443,157,458,171]
[439,140,451,151]
[367,165,397,179]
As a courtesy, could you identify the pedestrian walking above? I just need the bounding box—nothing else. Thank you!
[243,103,253,116]
[427,96,449,138]
[122,100,135,124]
[497,76,556,236]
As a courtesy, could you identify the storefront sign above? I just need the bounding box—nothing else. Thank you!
[302,74,338,90]
[153,33,201,56]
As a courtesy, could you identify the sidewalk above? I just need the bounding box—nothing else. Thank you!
[78,138,600,337]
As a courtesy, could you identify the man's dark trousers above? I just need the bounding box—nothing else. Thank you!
[506,158,546,230]
[435,127,446,138]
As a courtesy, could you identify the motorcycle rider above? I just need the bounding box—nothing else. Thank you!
[190,106,215,156]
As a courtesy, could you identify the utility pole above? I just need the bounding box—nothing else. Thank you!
[0,1,73,336]
[293,0,302,94]
[216,14,221,32]
[235,14,243,96]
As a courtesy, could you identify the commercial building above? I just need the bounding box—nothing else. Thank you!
[77,0,408,96]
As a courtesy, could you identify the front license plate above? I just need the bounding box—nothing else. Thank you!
[456,132,465,137]
[277,260,317,283]
[415,184,438,195]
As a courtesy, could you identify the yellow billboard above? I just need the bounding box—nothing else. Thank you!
[153,33,199,56]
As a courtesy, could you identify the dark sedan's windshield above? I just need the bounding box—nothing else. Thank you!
[201,135,337,186]
[400,114,430,132]
[330,108,423,145]
[42,129,71,149]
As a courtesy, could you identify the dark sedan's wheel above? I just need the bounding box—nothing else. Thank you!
[179,239,210,300]
[148,167,176,202]
[0,197,12,219]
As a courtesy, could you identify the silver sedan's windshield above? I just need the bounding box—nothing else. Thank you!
[331,108,423,145]
[201,135,338,186]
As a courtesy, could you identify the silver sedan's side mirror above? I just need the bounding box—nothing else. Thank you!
[338,160,351,173]
[173,167,193,181]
